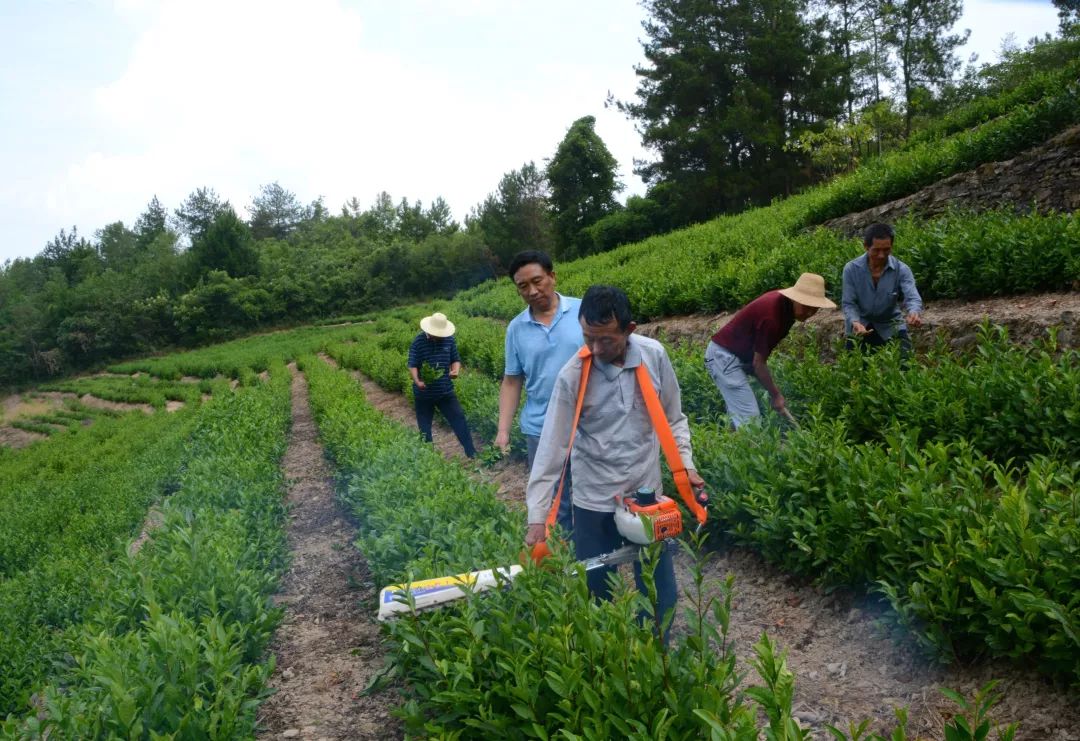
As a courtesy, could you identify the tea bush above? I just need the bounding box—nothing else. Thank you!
[2,368,290,737]
[301,356,819,737]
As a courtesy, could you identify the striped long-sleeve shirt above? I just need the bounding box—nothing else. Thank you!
[407,332,460,398]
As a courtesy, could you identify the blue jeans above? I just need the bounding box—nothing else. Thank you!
[527,434,574,535]
[414,392,476,458]
[704,341,760,429]
[572,505,677,641]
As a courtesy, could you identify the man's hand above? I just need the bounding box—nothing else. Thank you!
[448,369,459,379]
[415,380,427,390]
[852,321,873,336]
[688,469,708,504]
[494,430,511,453]
[525,523,546,547]
[906,312,923,328]
[770,393,787,413]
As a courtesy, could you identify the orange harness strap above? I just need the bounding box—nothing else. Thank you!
[538,345,707,548]
[633,364,707,526]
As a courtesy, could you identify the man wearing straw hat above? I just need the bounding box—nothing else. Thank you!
[705,273,836,429]
[407,311,477,458]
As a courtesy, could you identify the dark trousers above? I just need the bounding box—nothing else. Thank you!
[572,505,677,641]
[526,434,574,535]
[414,392,476,458]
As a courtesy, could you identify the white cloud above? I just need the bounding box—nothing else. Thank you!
[43,0,647,233]
[10,0,1060,264]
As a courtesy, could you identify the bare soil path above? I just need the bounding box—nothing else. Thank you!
[637,290,1080,350]
[256,365,401,740]
[349,366,1080,740]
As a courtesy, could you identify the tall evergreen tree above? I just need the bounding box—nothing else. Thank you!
[883,0,969,134]
[173,187,229,244]
[1051,0,1079,31]
[134,196,169,250]
[249,182,308,240]
[470,163,555,269]
[619,0,845,226]
[187,208,259,280]
[546,115,623,259]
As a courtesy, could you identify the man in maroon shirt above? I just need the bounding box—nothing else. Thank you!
[705,273,836,429]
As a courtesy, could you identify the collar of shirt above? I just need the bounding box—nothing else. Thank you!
[592,335,643,381]
[528,293,573,326]
[857,253,899,274]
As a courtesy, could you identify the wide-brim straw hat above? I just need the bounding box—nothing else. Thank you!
[420,312,456,337]
[778,273,837,309]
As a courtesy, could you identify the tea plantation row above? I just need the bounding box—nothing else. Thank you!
[340,311,1080,682]
[1,371,291,737]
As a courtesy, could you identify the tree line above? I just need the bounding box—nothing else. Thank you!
[1,4,1076,388]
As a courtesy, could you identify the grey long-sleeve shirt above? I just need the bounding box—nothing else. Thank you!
[841,253,924,340]
[525,335,695,524]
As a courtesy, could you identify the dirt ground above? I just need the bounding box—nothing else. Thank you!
[0,390,191,449]
[637,290,1080,351]
[256,366,402,740]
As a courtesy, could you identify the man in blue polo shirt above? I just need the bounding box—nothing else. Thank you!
[495,250,583,535]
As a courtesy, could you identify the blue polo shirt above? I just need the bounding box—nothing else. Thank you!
[504,294,583,437]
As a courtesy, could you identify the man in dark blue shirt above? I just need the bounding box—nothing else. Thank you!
[407,312,476,458]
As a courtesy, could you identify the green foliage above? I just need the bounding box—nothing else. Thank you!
[770,326,1080,463]
[0,404,199,715]
[618,0,846,226]
[41,374,205,409]
[347,311,1080,684]
[2,366,291,736]
[468,162,556,269]
[302,357,823,737]
[453,209,1080,322]
[417,361,444,385]
[547,115,623,259]
[108,322,359,379]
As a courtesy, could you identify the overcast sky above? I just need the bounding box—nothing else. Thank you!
[0,0,1063,265]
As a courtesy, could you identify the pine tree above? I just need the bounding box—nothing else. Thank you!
[546,116,623,259]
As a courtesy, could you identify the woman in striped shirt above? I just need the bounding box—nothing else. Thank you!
[407,312,477,458]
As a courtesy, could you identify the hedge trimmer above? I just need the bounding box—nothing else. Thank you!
[377,541,644,621]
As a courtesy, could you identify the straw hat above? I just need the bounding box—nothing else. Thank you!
[420,312,456,337]
[778,273,837,309]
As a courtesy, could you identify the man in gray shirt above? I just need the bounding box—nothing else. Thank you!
[524,285,706,636]
[842,222,924,356]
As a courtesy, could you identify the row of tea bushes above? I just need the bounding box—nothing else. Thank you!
[299,355,820,738]
[451,208,1079,322]
[107,323,360,380]
[42,373,207,409]
[0,404,202,716]
[3,369,291,737]
[690,416,1080,679]
[666,326,1080,466]
[302,354,1016,738]
[344,319,1080,682]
